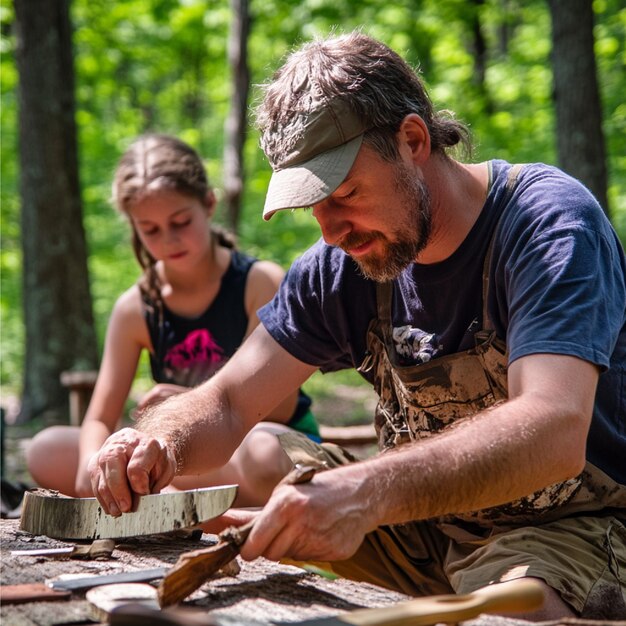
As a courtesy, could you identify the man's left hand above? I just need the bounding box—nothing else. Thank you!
[239,469,375,562]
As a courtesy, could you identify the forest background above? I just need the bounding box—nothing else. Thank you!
[1,0,625,428]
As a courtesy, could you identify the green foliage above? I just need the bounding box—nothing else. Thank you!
[1,0,625,397]
[1,1,21,387]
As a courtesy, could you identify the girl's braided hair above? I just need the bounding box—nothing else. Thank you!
[111,134,236,314]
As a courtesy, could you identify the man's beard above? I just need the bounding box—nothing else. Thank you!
[340,162,432,282]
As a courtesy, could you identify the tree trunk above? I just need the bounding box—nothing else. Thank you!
[223,0,250,234]
[14,0,98,421]
[467,0,493,114]
[548,0,609,215]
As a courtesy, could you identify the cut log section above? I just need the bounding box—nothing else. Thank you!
[19,485,237,540]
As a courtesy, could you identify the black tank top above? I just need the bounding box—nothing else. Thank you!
[142,251,316,435]
[143,250,256,387]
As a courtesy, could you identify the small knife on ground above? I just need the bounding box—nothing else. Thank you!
[19,485,237,540]
[11,538,116,559]
[49,567,170,591]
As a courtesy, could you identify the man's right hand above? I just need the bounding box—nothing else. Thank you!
[88,427,176,516]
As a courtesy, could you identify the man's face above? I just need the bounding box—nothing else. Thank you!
[311,145,432,282]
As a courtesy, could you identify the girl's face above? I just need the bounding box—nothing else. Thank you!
[129,189,214,268]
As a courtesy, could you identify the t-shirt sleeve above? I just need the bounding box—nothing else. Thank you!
[499,169,626,370]
[258,241,368,372]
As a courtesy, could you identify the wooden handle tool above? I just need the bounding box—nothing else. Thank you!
[157,464,317,607]
[286,579,545,626]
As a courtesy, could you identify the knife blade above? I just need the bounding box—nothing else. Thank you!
[19,485,237,540]
[274,579,544,626]
[49,568,170,591]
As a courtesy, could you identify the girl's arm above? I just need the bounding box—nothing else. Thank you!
[243,260,299,423]
[243,260,285,337]
[75,286,147,496]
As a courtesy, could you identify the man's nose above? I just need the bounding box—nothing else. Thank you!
[312,201,351,246]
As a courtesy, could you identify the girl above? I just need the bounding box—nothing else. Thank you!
[26,134,319,506]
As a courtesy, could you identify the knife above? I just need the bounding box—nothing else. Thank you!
[19,485,237,540]
[49,568,170,591]
[11,538,116,559]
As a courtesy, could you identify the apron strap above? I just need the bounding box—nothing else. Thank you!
[375,163,526,335]
[375,281,393,345]
[481,163,525,331]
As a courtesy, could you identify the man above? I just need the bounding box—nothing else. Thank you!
[89,33,625,618]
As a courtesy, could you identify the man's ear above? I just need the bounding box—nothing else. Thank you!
[397,114,431,165]
[204,190,217,218]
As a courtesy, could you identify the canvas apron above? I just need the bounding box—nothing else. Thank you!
[356,165,626,531]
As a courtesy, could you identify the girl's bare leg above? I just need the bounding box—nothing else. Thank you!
[171,422,295,506]
[25,426,80,496]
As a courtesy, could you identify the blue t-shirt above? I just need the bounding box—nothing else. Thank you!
[259,161,626,484]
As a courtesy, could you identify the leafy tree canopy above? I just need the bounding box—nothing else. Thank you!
[1,0,624,391]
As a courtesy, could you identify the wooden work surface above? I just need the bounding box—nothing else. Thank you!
[1,518,412,626]
[1,518,617,626]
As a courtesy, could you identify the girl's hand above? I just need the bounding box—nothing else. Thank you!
[136,384,187,412]
[199,507,260,534]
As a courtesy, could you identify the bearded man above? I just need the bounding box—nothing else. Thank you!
[89,32,626,619]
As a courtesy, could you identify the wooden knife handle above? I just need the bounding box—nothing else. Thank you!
[158,464,318,607]
[0,583,71,605]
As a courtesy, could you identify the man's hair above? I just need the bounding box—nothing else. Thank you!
[257,31,471,164]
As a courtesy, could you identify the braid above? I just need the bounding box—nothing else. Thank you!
[211,225,237,250]
[131,227,164,322]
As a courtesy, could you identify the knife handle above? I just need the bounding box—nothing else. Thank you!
[218,464,318,548]
[339,579,545,626]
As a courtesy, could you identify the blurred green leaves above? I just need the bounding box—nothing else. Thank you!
[1,0,624,392]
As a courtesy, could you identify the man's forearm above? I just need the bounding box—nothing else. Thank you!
[339,394,588,528]
[135,381,245,477]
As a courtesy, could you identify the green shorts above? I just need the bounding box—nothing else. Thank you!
[278,432,626,618]
[287,409,321,442]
